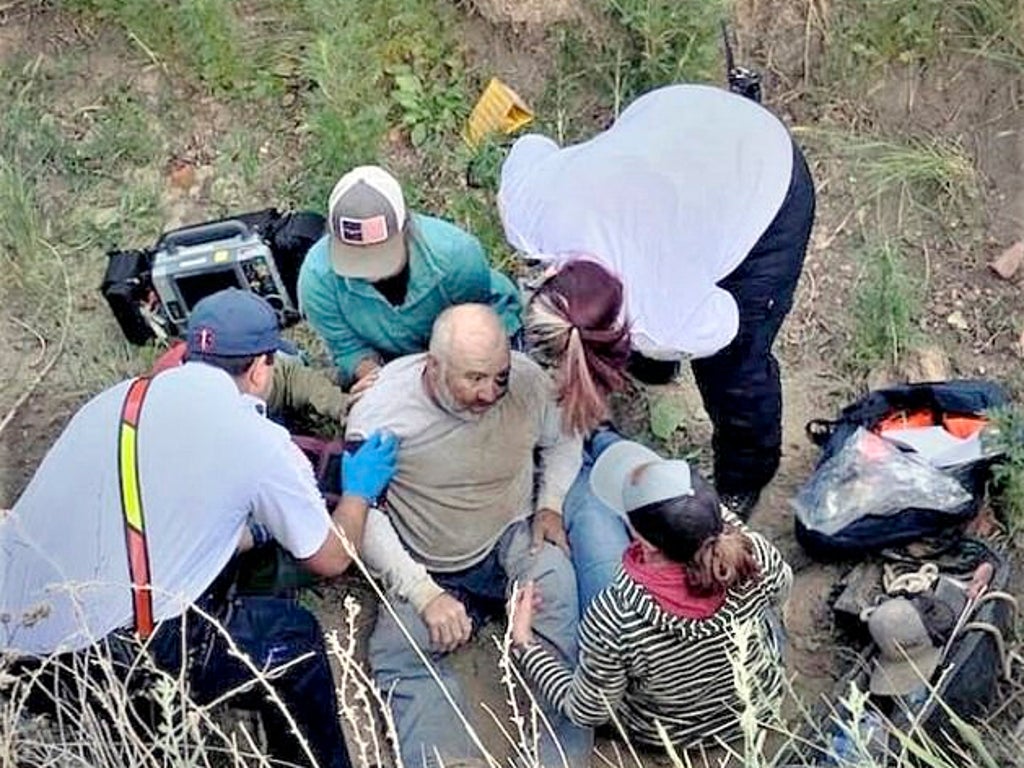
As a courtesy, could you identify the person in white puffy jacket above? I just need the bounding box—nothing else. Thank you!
[498,83,815,517]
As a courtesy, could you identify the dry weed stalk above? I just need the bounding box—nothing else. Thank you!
[323,518,501,768]
[325,595,403,768]
[0,239,72,440]
[495,580,570,768]
[0,639,268,767]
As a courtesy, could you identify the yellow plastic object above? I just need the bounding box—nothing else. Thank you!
[465,78,534,147]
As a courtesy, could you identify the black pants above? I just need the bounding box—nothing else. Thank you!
[691,142,816,495]
[14,590,350,768]
[148,592,351,768]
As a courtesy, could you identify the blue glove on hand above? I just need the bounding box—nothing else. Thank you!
[342,430,399,502]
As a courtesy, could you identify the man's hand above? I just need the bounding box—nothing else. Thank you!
[421,592,473,653]
[348,360,382,406]
[342,430,399,502]
[531,508,569,556]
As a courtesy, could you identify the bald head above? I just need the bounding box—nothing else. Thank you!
[426,304,511,418]
[430,304,507,361]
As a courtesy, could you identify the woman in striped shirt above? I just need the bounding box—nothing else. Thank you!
[510,440,792,751]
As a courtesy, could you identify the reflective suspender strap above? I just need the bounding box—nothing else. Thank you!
[118,376,155,639]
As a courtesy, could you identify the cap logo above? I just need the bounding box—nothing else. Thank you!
[196,327,216,353]
[337,214,389,246]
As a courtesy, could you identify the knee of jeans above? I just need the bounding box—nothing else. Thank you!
[368,614,413,681]
[587,427,622,460]
[565,483,625,533]
[532,547,579,620]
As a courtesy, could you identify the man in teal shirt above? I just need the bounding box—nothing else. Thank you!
[298,165,522,393]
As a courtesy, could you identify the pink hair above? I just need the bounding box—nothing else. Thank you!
[527,258,630,434]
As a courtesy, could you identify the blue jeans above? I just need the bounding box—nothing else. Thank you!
[368,519,593,768]
[562,429,632,613]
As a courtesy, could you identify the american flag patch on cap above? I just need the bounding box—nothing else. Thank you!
[338,215,389,245]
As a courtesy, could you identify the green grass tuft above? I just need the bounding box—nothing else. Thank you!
[851,241,923,370]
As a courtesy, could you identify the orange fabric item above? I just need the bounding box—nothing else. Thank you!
[942,413,988,440]
[874,409,935,434]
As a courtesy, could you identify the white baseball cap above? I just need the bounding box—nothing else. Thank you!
[589,440,695,516]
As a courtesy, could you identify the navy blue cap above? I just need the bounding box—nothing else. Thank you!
[187,289,296,357]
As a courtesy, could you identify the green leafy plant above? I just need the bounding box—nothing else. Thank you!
[603,0,729,100]
[986,405,1024,536]
[852,241,922,370]
[388,58,466,149]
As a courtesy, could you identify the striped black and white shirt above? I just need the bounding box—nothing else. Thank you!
[518,525,792,749]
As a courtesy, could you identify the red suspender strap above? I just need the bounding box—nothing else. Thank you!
[118,376,155,639]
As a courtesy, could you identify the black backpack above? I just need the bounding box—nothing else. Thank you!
[796,380,1008,560]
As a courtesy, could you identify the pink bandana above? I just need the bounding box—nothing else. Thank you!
[622,541,725,619]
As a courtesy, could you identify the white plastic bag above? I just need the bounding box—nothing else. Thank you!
[793,428,973,536]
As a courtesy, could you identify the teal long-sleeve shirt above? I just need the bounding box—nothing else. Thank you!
[298,213,522,386]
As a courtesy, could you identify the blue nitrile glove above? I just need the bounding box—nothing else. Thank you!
[342,430,399,503]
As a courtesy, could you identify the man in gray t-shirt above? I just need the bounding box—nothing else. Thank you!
[346,303,592,768]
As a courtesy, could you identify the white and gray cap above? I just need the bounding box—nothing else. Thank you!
[327,165,408,280]
[589,439,723,562]
[590,440,695,515]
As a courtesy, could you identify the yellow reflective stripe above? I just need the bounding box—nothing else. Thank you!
[119,423,143,531]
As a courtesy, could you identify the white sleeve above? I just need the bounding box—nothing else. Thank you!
[252,439,331,560]
[535,396,583,514]
[362,507,444,612]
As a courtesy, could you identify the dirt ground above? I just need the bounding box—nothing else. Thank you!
[1,0,1023,765]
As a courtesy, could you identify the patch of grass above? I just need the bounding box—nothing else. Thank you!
[819,0,1024,86]
[531,27,611,144]
[952,0,1024,69]
[176,0,249,92]
[447,190,516,274]
[297,0,469,210]
[442,136,517,272]
[821,0,948,81]
[987,405,1024,537]
[64,0,293,96]
[809,129,979,219]
[854,136,978,210]
[0,160,46,290]
[851,241,923,370]
[0,61,65,294]
[219,129,265,191]
[62,87,163,183]
[74,171,164,250]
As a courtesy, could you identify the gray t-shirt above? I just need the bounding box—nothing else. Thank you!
[347,352,581,607]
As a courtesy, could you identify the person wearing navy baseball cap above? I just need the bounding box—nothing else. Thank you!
[2,285,401,768]
[187,287,298,357]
